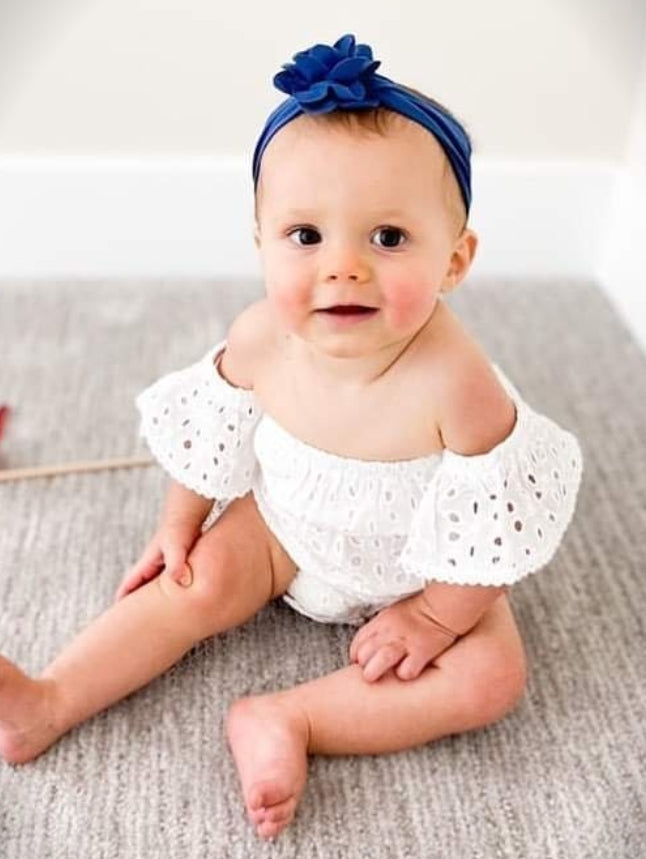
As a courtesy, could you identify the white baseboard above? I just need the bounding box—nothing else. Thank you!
[0,154,620,280]
[597,162,646,355]
[0,155,261,280]
[470,158,618,280]
[9,154,643,347]
[598,44,646,354]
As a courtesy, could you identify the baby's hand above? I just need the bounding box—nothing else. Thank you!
[114,521,198,601]
[349,593,459,682]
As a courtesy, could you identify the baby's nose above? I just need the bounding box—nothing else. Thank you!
[322,247,370,283]
[327,272,360,282]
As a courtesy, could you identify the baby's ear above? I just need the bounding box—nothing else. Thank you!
[253,225,261,249]
[441,228,478,293]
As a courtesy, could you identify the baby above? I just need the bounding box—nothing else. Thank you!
[0,35,583,840]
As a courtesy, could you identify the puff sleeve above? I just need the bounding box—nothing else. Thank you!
[136,340,261,501]
[399,369,584,587]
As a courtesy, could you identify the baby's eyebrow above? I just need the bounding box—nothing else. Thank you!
[372,210,410,222]
[281,208,319,220]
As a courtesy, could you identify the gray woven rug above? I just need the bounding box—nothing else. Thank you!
[0,278,644,859]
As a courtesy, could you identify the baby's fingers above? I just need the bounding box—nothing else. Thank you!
[349,616,382,662]
[165,560,193,588]
[115,545,163,600]
[395,651,429,682]
[349,629,365,664]
[362,640,408,683]
[114,562,163,600]
[161,539,197,588]
[350,627,382,667]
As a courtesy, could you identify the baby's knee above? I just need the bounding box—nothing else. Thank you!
[464,641,528,726]
[156,540,236,628]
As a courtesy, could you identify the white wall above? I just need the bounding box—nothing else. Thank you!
[0,0,645,349]
[598,47,646,351]
[1,0,644,158]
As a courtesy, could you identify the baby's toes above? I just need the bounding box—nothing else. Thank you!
[250,803,284,826]
[248,785,296,839]
[262,796,296,825]
[257,809,294,840]
[249,777,287,808]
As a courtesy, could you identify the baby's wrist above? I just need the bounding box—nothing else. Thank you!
[161,481,213,528]
[159,511,203,534]
[419,581,508,637]
[416,592,461,639]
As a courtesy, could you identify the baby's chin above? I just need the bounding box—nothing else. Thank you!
[299,329,381,361]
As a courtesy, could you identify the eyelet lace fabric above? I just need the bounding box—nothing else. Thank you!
[136,343,260,506]
[136,341,583,601]
[399,392,584,586]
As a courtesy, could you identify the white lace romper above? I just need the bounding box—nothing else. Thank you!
[136,340,584,625]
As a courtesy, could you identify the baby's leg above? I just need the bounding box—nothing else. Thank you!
[0,493,297,765]
[227,594,526,839]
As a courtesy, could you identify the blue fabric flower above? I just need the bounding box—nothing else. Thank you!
[273,34,382,114]
[253,34,473,215]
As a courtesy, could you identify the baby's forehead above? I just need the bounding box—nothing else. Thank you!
[258,115,448,198]
[255,113,465,230]
[265,112,445,163]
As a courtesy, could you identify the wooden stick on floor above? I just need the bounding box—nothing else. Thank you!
[0,456,154,483]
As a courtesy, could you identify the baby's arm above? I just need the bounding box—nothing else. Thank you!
[117,299,274,601]
[218,298,274,389]
[352,353,517,682]
[349,583,506,682]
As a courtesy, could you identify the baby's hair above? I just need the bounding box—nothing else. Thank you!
[254,87,470,235]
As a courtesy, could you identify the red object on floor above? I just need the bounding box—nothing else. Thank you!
[0,404,10,442]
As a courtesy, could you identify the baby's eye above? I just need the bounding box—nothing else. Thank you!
[288,227,322,246]
[371,227,407,249]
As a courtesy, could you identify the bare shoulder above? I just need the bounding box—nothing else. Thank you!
[218,299,278,389]
[425,303,517,456]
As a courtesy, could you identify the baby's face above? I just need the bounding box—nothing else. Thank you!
[255,115,475,359]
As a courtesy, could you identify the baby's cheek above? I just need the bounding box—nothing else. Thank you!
[267,276,310,319]
[384,279,436,327]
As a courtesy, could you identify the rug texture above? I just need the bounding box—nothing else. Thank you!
[0,278,644,859]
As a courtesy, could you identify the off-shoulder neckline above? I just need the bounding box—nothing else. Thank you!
[209,341,527,471]
[256,372,526,473]
[258,412,444,470]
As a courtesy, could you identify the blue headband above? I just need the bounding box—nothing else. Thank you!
[252,34,472,215]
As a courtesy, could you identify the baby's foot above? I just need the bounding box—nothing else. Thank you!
[0,655,61,764]
[226,694,310,840]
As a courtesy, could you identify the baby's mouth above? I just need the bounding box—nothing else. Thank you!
[318,305,377,316]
